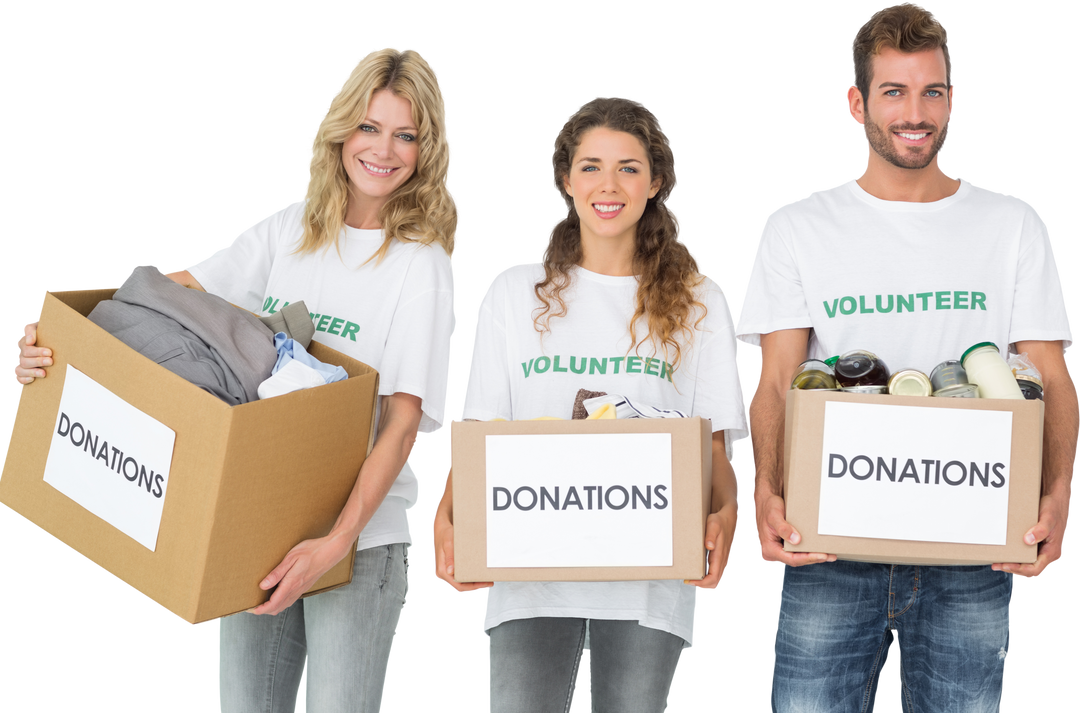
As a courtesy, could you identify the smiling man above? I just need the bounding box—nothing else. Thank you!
[736,4,1077,712]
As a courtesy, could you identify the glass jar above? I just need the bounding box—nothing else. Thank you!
[834,349,890,390]
[961,342,1024,400]
[791,359,838,390]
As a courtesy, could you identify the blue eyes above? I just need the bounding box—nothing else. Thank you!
[883,90,944,98]
[358,124,416,142]
[581,166,637,173]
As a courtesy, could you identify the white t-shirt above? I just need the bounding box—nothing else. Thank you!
[190,202,454,550]
[463,264,748,645]
[737,180,1071,368]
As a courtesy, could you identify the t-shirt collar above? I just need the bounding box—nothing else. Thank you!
[845,178,971,212]
[573,265,638,286]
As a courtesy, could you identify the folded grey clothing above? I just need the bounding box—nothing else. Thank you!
[88,266,278,405]
[259,300,315,348]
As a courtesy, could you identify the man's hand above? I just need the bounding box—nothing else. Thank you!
[994,490,1069,577]
[757,492,835,566]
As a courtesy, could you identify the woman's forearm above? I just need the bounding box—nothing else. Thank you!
[326,392,423,546]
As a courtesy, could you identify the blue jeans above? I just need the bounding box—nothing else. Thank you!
[772,561,1011,713]
[220,543,408,713]
[489,618,684,713]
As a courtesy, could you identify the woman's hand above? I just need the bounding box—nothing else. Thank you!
[434,472,492,592]
[434,509,494,592]
[251,532,354,615]
[16,322,52,384]
[686,501,737,588]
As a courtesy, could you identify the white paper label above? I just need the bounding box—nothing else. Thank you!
[818,401,1013,545]
[43,366,176,551]
[485,433,673,568]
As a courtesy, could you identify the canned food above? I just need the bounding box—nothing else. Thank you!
[791,359,838,390]
[933,383,980,398]
[1016,376,1044,401]
[961,342,1024,400]
[840,385,889,395]
[888,369,932,397]
[930,360,968,392]
[834,350,890,389]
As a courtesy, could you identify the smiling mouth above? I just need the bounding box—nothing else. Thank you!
[894,131,930,143]
[361,160,396,175]
[593,203,624,218]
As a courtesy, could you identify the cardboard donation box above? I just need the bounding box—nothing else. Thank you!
[452,417,712,582]
[783,389,1044,565]
[0,289,380,623]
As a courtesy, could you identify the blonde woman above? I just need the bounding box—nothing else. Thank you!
[435,98,746,712]
[17,49,456,713]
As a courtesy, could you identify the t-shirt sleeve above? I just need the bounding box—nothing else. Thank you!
[1009,207,1072,350]
[691,285,749,459]
[378,245,455,433]
[188,205,299,311]
[736,212,814,347]
[462,279,513,422]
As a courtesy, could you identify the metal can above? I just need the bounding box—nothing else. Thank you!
[791,359,838,390]
[888,369,932,397]
[930,360,969,392]
[840,385,889,395]
[933,383,980,398]
[1016,376,1044,401]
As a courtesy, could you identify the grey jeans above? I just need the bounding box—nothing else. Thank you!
[489,617,684,713]
[220,543,407,713]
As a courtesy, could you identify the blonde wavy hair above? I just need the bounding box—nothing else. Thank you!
[298,49,456,261]
[534,98,705,373]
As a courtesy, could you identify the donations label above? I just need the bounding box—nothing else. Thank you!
[43,366,176,551]
[818,401,1013,545]
[485,433,673,568]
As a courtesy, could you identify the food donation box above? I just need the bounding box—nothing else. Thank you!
[451,417,713,582]
[783,389,1043,565]
[0,289,380,623]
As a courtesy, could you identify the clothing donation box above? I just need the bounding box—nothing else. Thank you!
[783,389,1043,565]
[452,417,712,582]
[0,289,380,623]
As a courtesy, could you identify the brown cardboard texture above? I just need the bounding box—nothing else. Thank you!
[783,389,1043,565]
[452,417,712,582]
[0,290,379,623]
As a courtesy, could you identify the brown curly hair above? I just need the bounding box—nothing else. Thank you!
[534,97,704,373]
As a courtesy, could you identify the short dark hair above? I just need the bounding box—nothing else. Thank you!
[854,4,950,101]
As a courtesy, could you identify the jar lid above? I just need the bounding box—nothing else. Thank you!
[961,342,998,366]
[824,356,839,367]
[888,369,932,396]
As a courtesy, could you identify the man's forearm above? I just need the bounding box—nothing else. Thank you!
[750,387,787,500]
[1042,368,1078,498]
